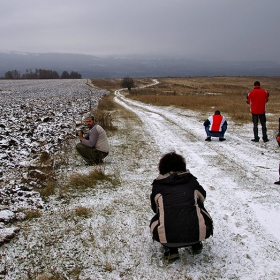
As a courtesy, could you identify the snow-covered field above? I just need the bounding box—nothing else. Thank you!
[1,79,280,279]
[0,79,108,247]
[0,79,106,179]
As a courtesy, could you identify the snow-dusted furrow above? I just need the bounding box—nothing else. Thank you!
[0,79,109,229]
[0,79,108,179]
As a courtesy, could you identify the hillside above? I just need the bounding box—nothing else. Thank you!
[1,52,280,78]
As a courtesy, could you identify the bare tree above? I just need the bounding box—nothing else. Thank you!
[61,71,70,79]
[5,70,21,79]
[69,71,82,79]
[121,77,135,92]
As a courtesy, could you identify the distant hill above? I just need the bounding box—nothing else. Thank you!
[1,52,280,78]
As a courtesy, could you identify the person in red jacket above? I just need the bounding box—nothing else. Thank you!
[203,110,227,141]
[246,81,269,142]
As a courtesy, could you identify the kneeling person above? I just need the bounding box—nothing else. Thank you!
[204,110,227,141]
[150,152,213,261]
[76,115,109,165]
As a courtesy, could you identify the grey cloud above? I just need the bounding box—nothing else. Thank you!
[1,0,280,62]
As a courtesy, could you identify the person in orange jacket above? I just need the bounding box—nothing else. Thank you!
[246,81,269,142]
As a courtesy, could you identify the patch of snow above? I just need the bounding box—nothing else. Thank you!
[0,210,15,223]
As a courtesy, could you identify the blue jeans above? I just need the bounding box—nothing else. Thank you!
[205,123,227,138]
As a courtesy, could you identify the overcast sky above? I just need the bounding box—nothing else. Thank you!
[1,0,280,62]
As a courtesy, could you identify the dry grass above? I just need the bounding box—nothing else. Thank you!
[65,169,119,191]
[67,169,107,189]
[94,110,115,131]
[39,151,51,163]
[95,92,116,111]
[93,76,280,130]
[90,78,154,130]
[29,152,57,199]
[35,180,56,198]
[24,209,42,220]
[90,78,123,92]
[32,272,67,280]
[74,206,92,218]
[90,78,153,92]
[91,92,117,131]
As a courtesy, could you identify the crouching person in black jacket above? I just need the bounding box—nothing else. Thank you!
[149,151,213,261]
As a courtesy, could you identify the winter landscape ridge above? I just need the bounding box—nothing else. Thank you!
[0,78,280,279]
[2,52,280,78]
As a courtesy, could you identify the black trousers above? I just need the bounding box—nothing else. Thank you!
[252,114,268,140]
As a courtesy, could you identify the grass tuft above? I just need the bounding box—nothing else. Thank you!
[74,206,92,218]
[65,169,119,192]
[68,169,103,188]
[35,180,56,198]
[39,151,51,163]
[24,209,42,220]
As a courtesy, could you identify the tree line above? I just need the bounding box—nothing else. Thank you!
[4,69,82,79]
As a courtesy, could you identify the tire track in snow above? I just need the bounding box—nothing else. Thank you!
[115,88,279,190]
[114,86,280,278]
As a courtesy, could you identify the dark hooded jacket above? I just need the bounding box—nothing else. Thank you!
[150,171,213,247]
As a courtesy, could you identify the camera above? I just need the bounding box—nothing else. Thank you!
[76,130,83,136]
[75,122,86,137]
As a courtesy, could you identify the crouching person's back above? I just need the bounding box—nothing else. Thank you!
[150,151,213,261]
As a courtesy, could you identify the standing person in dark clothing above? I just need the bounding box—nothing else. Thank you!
[149,152,213,261]
[76,115,109,165]
[275,119,280,185]
[246,81,269,142]
[274,162,280,185]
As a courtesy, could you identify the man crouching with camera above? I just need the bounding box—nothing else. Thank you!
[76,114,109,165]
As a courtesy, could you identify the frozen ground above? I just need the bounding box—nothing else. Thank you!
[1,79,280,279]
